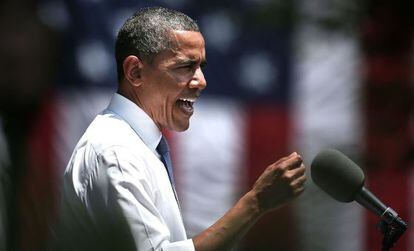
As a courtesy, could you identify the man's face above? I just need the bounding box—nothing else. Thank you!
[138,30,207,132]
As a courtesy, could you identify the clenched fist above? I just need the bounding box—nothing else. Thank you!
[193,152,306,251]
[251,152,306,214]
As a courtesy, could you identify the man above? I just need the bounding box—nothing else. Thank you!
[57,6,306,251]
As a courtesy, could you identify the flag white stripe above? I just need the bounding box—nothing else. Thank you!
[292,25,364,251]
[174,98,246,238]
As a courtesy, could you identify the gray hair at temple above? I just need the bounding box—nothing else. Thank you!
[115,6,200,82]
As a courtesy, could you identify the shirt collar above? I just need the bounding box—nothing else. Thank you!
[106,93,162,153]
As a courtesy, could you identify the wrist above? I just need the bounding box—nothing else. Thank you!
[240,190,265,219]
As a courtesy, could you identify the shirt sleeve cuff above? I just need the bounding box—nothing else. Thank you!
[162,239,195,251]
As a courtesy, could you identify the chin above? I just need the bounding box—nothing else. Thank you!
[172,121,190,132]
[175,124,190,132]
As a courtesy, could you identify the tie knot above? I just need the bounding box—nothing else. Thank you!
[157,136,169,155]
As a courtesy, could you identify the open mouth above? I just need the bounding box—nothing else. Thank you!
[177,98,195,114]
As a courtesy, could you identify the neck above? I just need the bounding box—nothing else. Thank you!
[117,81,144,109]
[117,82,162,131]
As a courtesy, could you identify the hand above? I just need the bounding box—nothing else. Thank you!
[193,152,306,251]
[251,152,306,214]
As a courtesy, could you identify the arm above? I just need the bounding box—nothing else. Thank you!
[71,146,195,251]
[193,152,306,251]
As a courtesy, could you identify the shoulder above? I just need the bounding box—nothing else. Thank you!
[64,112,158,196]
[74,111,153,155]
[86,112,137,150]
[70,111,158,170]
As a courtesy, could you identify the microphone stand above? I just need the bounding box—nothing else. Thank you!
[377,211,408,251]
[355,189,408,250]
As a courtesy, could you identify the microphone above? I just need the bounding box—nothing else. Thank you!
[310,148,408,229]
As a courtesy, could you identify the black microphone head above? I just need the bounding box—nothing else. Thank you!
[311,149,365,202]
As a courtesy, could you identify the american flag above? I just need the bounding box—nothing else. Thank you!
[6,0,413,250]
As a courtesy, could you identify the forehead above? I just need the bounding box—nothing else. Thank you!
[170,30,205,50]
[153,30,205,64]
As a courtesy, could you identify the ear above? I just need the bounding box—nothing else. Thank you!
[123,55,144,87]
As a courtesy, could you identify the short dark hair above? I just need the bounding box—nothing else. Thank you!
[115,6,200,82]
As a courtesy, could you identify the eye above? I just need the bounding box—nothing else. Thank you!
[177,64,196,72]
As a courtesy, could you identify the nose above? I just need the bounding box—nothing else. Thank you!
[189,67,207,90]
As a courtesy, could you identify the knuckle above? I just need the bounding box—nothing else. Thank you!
[280,162,289,170]
[295,188,305,196]
[296,175,306,185]
[285,173,294,181]
[268,163,279,172]
[272,165,285,175]
[281,171,292,181]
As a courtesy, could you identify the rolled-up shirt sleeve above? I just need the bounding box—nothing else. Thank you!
[85,146,195,251]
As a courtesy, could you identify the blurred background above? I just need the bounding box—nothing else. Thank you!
[0,0,413,250]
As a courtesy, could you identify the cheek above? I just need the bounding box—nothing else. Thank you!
[167,69,194,84]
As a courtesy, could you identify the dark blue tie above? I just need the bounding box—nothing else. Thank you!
[156,136,175,190]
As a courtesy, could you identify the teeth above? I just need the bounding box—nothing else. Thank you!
[179,98,195,103]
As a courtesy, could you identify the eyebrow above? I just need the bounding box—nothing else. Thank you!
[176,57,207,67]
